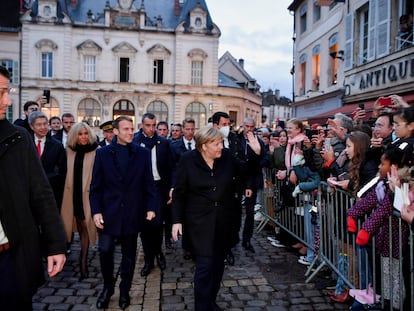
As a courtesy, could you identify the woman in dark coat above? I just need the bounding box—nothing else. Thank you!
[172,126,251,311]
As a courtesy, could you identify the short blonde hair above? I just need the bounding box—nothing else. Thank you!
[195,126,223,152]
[67,122,96,149]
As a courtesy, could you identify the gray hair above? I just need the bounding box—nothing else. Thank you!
[28,111,48,125]
[243,117,256,125]
[334,113,353,133]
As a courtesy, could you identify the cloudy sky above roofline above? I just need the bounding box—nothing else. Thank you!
[207,0,294,99]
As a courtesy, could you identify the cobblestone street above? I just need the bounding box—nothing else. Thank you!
[33,222,351,311]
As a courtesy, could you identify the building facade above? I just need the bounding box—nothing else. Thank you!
[1,0,262,131]
[288,0,414,123]
[288,0,346,121]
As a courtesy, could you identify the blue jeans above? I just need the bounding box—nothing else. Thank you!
[304,202,315,262]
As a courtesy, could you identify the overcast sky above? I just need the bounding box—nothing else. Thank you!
[207,0,294,99]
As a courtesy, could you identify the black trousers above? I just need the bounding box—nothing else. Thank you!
[141,182,168,265]
[98,233,138,293]
[194,254,225,311]
[242,190,257,242]
[0,250,32,311]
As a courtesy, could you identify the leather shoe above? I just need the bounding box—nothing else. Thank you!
[140,263,154,277]
[96,288,114,309]
[183,251,192,260]
[243,241,255,253]
[330,289,351,303]
[156,253,166,270]
[226,251,235,266]
[119,292,130,310]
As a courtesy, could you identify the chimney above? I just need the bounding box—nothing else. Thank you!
[238,58,244,68]
[275,89,280,100]
[174,0,180,16]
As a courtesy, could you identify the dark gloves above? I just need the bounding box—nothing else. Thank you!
[348,216,357,233]
[356,229,370,246]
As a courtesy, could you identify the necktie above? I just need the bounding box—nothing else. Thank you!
[37,139,42,157]
[187,142,192,151]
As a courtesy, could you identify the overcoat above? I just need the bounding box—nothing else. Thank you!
[0,120,66,300]
[61,146,98,245]
[39,134,67,208]
[89,141,158,236]
[171,148,245,256]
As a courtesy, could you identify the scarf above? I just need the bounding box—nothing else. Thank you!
[285,133,306,170]
[136,129,159,150]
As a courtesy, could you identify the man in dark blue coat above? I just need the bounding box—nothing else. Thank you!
[133,113,175,276]
[0,66,66,310]
[90,116,158,310]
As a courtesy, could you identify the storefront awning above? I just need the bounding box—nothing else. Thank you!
[306,101,374,125]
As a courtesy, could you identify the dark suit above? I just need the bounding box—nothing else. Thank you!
[89,139,158,293]
[172,148,245,311]
[171,137,193,162]
[37,134,67,209]
[0,120,66,310]
[133,130,175,266]
[236,132,266,244]
[52,128,63,143]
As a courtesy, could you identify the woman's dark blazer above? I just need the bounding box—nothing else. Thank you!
[171,148,244,257]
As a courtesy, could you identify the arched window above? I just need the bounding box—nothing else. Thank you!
[78,98,102,127]
[38,95,60,120]
[147,100,168,122]
[113,100,135,124]
[185,102,207,128]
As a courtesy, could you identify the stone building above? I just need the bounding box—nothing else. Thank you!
[288,0,414,123]
[1,0,262,130]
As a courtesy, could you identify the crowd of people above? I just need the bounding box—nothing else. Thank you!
[3,55,414,310]
[261,95,414,310]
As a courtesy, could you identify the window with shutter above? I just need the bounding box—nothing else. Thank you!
[344,13,354,70]
[376,0,390,57]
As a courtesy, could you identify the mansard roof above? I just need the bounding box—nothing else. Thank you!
[28,0,215,30]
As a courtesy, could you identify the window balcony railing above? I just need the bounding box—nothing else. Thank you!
[395,31,414,51]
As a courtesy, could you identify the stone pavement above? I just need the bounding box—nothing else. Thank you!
[33,225,351,311]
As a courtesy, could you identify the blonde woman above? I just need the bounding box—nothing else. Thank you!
[61,122,99,280]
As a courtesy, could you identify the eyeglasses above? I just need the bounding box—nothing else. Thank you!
[0,87,15,96]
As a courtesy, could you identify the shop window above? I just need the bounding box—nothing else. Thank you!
[78,98,102,127]
[147,100,168,122]
[185,102,207,128]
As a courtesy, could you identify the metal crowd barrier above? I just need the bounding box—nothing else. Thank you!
[257,169,414,310]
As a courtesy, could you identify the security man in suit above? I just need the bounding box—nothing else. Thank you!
[133,113,175,276]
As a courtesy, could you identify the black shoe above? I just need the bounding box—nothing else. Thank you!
[96,288,114,309]
[165,238,174,249]
[243,241,255,253]
[183,251,192,260]
[226,251,235,266]
[156,253,166,270]
[140,263,154,277]
[119,292,130,310]
[79,269,89,281]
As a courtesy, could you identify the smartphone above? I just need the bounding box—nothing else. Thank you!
[359,103,365,110]
[43,89,51,103]
[305,128,312,139]
[311,129,319,137]
[379,97,392,107]
[338,172,350,181]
